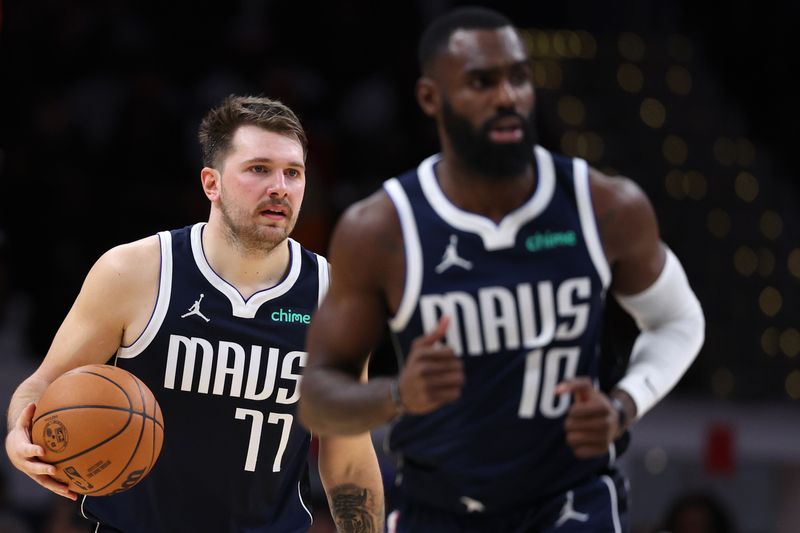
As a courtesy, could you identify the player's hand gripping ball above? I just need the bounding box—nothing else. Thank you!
[31,364,164,496]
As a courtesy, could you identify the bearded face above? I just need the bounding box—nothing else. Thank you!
[218,185,298,254]
[441,98,537,179]
[211,126,306,255]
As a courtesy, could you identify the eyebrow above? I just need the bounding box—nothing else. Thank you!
[243,157,305,170]
[465,59,531,76]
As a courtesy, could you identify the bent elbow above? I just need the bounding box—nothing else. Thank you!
[297,381,323,433]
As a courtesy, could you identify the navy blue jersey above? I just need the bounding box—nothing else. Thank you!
[384,147,615,514]
[82,223,329,533]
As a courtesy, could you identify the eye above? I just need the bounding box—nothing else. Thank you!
[510,65,533,86]
[469,73,494,90]
[251,165,269,173]
[286,168,302,178]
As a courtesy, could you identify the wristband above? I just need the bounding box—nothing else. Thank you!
[610,397,628,433]
[390,378,405,415]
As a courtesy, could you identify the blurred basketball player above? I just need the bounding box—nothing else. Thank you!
[299,7,704,532]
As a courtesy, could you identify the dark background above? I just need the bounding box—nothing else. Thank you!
[2,0,798,397]
[1,0,799,531]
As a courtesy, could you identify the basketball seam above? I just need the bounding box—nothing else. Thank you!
[84,370,149,495]
[33,406,163,430]
[33,365,162,497]
[37,370,138,466]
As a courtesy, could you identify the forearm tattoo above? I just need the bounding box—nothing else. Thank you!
[330,484,380,533]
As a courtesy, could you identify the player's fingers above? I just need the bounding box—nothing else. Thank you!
[15,402,37,429]
[554,377,594,403]
[563,415,610,433]
[569,444,609,460]
[417,356,463,375]
[24,442,47,459]
[23,458,58,477]
[564,401,609,419]
[564,430,608,450]
[423,366,464,388]
[424,369,466,389]
[429,386,463,405]
[29,474,78,500]
[405,383,462,414]
[411,316,451,349]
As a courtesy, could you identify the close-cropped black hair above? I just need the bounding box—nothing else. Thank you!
[418,6,514,74]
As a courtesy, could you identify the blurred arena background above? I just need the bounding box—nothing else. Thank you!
[1,1,799,532]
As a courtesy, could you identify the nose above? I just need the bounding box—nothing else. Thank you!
[495,78,516,109]
[268,170,289,197]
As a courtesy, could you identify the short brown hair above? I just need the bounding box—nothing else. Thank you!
[198,95,307,168]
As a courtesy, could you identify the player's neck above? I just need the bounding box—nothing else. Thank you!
[436,154,536,223]
[201,220,291,299]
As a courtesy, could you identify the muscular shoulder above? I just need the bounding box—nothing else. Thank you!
[94,235,161,286]
[329,188,402,294]
[36,234,162,372]
[82,235,161,317]
[334,189,401,255]
[337,189,400,240]
[588,168,660,266]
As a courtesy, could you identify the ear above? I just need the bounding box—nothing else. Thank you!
[200,167,221,202]
[416,77,440,118]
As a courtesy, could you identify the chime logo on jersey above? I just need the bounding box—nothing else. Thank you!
[270,308,311,324]
[419,276,592,356]
[163,335,305,403]
[525,230,576,253]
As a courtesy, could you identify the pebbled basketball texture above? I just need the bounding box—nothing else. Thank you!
[31,364,164,496]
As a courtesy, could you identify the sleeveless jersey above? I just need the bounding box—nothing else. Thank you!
[384,146,615,514]
[82,223,330,533]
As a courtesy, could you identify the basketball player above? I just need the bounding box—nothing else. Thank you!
[298,7,704,532]
[5,96,384,532]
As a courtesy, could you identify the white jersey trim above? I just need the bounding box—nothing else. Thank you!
[79,494,89,519]
[298,480,313,525]
[387,510,400,533]
[190,223,303,319]
[607,441,617,464]
[384,178,424,332]
[417,145,556,251]
[573,158,611,289]
[315,253,330,307]
[600,475,623,533]
[117,231,173,359]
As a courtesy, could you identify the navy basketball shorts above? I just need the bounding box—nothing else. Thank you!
[387,470,628,533]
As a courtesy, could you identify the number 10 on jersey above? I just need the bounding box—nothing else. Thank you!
[518,347,580,418]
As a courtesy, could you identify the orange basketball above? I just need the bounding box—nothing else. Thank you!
[31,364,164,496]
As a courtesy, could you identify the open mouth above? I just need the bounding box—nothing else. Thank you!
[260,206,287,220]
[488,117,524,143]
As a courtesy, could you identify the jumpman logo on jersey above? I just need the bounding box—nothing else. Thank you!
[459,496,485,513]
[181,294,210,322]
[554,490,589,527]
[435,234,473,274]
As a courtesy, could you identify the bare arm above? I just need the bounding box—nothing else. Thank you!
[299,192,400,435]
[559,169,704,458]
[4,236,159,497]
[591,169,666,421]
[318,371,384,532]
[556,170,665,457]
[590,169,666,297]
[299,190,465,436]
[590,170,706,419]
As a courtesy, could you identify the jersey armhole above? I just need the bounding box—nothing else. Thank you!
[573,159,612,289]
[117,231,173,359]
[315,253,330,307]
[383,178,423,332]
